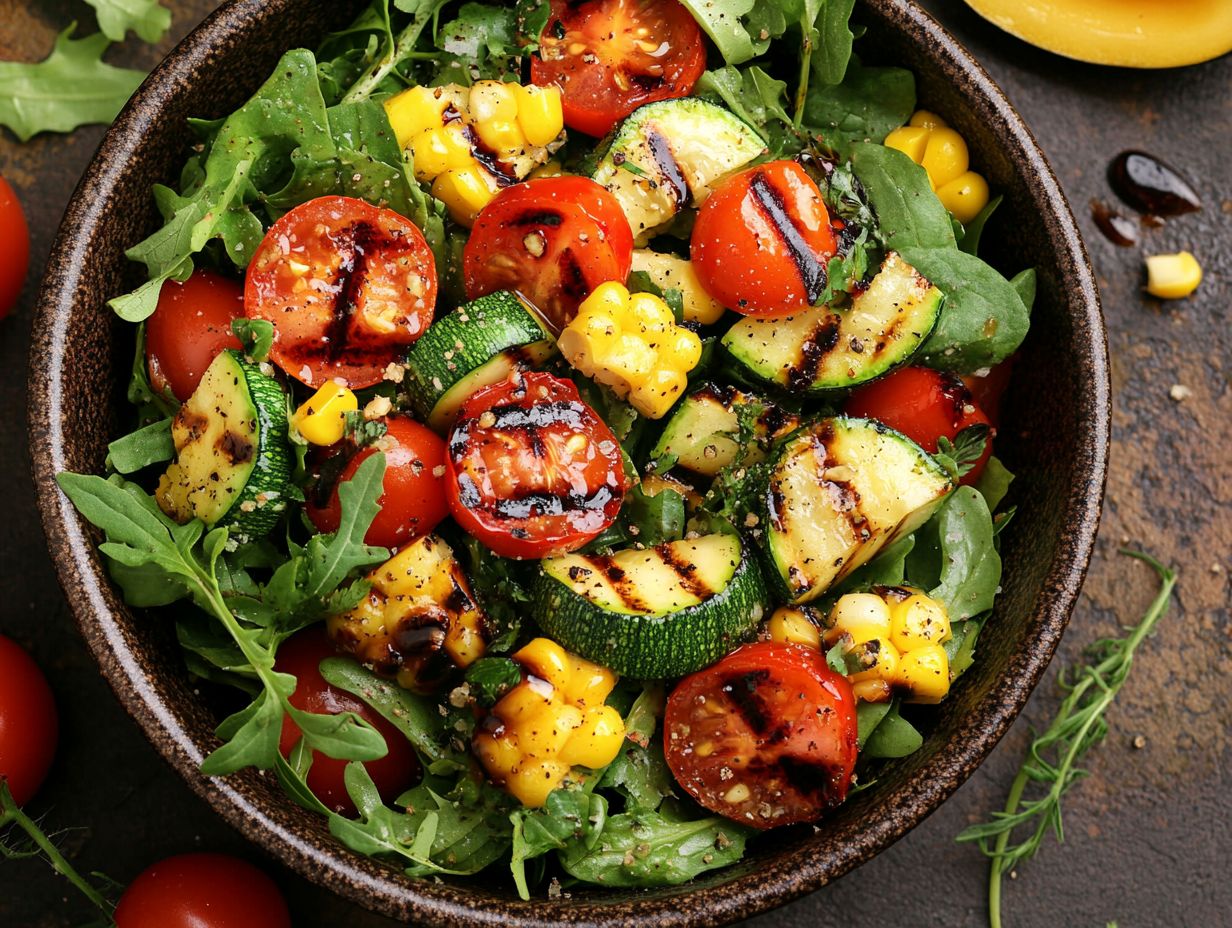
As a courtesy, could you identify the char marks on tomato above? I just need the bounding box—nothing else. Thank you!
[748,171,828,304]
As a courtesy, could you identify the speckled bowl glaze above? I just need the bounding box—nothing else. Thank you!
[28,0,1108,924]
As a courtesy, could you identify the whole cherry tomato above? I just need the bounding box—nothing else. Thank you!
[145,269,244,401]
[0,635,57,806]
[307,416,449,549]
[275,629,420,816]
[114,853,291,928]
[844,366,993,485]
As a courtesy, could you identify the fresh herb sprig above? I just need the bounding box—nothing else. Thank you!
[957,549,1177,928]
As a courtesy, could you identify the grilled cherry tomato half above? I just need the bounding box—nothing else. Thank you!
[307,415,449,548]
[665,641,858,829]
[0,635,57,806]
[0,174,30,318]
[844,366,993,485]
[692,161,838,317]
[145,269,244,402]
[245,195,437,390]
[275,629,421,816]
[114,853,290,928]
[446,371,627,559]
[462,176,633,332]
[530,0,708,137]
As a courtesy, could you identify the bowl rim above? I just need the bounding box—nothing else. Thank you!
[27,0,1109,924]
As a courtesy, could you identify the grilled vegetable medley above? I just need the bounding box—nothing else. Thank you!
[59,0,1031,897]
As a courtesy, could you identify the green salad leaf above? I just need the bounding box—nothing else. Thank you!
[0,26,145,142]
[84,0,171,43]
[860,700,924,758]
[510,788,606,899]
[676,0,762,65]
[697,65,798,156]
[804,60,915,158]
[105,418,174,474]
[850,142,956,250]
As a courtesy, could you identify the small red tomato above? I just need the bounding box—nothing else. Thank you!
[0,635,57,806]
[145,269,244,401]
[462,176,633,332]
[530,0,708,137]
[275,629,420,816]
[114,853,290,928]
[692,161,838,317]
[0,175,30,318]
[307,415,449,549]
[665,642,858,829]
[245,196,438,389]
[844,366,993,485]
[446,372,627,559]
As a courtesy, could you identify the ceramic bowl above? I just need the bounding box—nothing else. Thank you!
[28,0,1108,924]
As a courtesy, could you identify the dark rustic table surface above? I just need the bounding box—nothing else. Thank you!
[2,1,1228,925]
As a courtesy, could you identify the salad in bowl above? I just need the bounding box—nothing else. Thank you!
[57,0,1034,899]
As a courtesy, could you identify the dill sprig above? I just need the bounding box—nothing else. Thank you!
[957,549,1177,928]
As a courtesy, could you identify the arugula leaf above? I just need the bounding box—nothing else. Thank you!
[696,66,798,156]
[559,810,749,887]
[331,765,513,876]
[804,61,915,159]
[105,418,173,474]
[343,0,453,103]
[84,0,171,43]
[455,534,532,653]
[463,656,523,707]
[433,3,520,84]
[0,26,145,142]
[809,0,858,88]
[850,142,956,250]
[598,687,673,813]
[901,246,1031,372]
[320,657,455,766]
[934,424,991,481]
[510,788,605,899]
[316,0,395,105]
[676,0,761,65]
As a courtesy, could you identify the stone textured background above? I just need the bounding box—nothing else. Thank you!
[1,0,1227,925]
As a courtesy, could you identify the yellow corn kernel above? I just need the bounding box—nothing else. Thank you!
[292,382,357,445]
[657,329,703,371]
[627,291,674,331]
[920,128,969,189]
[566,656,618,708]
[827,592,893,646]
[601,334,657,380]
[559,705,626,768]
[629,369,687,419]
[896,644,951,703]
[766,606,822,650]
[514,703,582,757]
[889,594,951,653]
[496,679,555,724]
[936,171,990,225]
[530,159,564,179]
[468,80,519,123]
[852,678,892,703]
[850,637,900,684]
[629,251,725,326]
[411,123,474,182]
[884,125,931,164]
[384,85,450,150]
[506,759,572,808]
[514,637,572,690]
[473,731,521,777]
[431,164,498,226]
[1145,251,1202,300]
[514,84,564,147]
[910,110,947,129]
[475,119,527,158]
[587,280,632,316]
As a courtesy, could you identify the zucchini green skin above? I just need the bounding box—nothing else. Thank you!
[758,416,952,604]
[532,535,768,679]
[722,252,943,394]
[650,383,800,477]
[403,291,557,432]
[591,98,765,243]
[155,349,292,540]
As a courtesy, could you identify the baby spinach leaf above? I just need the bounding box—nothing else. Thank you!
[84,0,171,43]
[900,246,1031,372]
[862,701,923,758]
[920,486,1001,622]
[974,455,1015,513]
[850,142,955,250]
[945,617,984,680]
[559,810,750,887]
[0,26,145,142]
[809,0,858,88]
[958,194,1002,256]
[105,419,173,475]
[230,318,274,363]
[803,62,921,158]
[1011,267,1038,314]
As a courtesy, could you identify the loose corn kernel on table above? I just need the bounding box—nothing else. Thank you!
[1,0,1228,924]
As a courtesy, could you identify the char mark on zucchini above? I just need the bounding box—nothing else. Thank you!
[645,127,689,207]
[786,315,841,392]
[749,172,827,304]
